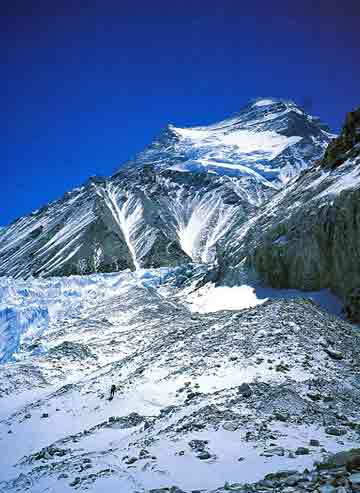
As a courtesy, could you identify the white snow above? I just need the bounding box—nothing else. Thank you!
[187,284,267,313]
[175,194,223,262]
[166,107,319,187]
[185,282,343,316]
[253,99,277,107]
[97,186,144,270]
[317,163,360,198]
[172,127,302,163]
[171,188,239,263]
[168,159,279,188]
[305,170,330,190]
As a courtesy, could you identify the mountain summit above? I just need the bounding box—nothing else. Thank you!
[0,98,333,278]
[122,97,333,183]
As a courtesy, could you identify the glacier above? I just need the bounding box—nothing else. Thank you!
[0,270,171,364]
[0,268,344,365]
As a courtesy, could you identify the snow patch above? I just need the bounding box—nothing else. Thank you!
[185,282,343,316]
[187,284,267,313]
[172,127,302,163]
[317,163,360,199]
[253,99,277,107]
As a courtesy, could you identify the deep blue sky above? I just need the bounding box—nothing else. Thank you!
[1,0,359,226]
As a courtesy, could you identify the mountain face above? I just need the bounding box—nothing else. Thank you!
[221,107,360,320]
[0,98,333,279]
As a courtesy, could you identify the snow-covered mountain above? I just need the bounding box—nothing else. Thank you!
[126,98,332,183]
[1,99,360,493]
[221,106,360,320]
[0,98,333,278]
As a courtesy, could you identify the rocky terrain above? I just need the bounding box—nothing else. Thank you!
[0,268,359,492]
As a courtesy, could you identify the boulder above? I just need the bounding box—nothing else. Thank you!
[223,422,238,432]
[188,439,208,451]
[295,447,310,455]
[197,451,211,460]
[318,485,337,493]
[349,472,360,486]
[125,457,137,465]
[237,383,252,398]
[325,426,347,436]
[347,455,360,472]
[262,446,285,457]
[318,448,360,470]
[324,348,344,360]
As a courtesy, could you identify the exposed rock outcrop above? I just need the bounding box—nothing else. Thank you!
[323,107,360,169]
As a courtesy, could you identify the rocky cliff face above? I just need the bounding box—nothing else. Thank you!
[322,108,360,169]
[0,98,332,279]
[224,108,360,320]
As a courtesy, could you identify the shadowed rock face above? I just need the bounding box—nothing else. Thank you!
[344,288,360,323]
[248,187,360,297]
[322,107,360,169]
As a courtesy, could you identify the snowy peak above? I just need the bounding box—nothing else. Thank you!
[0,98,334,278]
[252,98,279,107]
[170,97,331,138]
[125,98,333,186]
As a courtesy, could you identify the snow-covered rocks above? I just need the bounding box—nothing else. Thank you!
[0,270,359,492]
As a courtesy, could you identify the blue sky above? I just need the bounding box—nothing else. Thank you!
[1,0,359,225]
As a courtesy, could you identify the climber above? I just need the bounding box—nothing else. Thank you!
[109,384,116,401]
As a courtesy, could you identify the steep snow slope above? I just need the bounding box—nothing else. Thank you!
[0,99,333,278]
[125,98,333,183]
[0,269,359,492]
